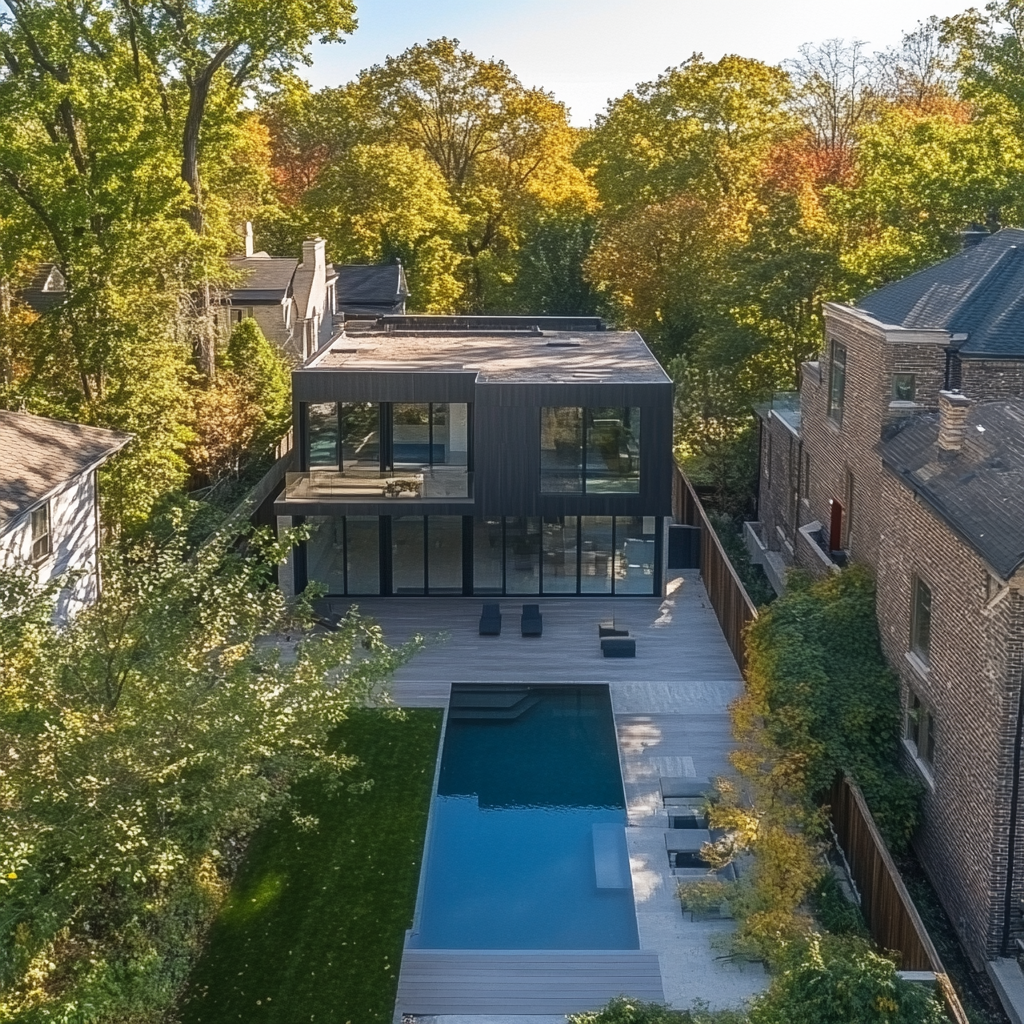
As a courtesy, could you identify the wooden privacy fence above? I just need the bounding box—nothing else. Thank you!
[671,462,758,671]
[830,775,970,1024]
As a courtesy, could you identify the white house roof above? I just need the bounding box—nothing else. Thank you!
[0,411,132,522]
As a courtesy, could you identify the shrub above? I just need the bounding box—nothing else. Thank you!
[749,934,947,1024]
[742,566,922,849]
[569,997,746,1024]
[810,873,868,937]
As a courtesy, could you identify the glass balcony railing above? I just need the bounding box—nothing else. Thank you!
[284,467,472,501]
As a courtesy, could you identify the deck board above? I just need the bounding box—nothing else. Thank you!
[396,949,664,1014]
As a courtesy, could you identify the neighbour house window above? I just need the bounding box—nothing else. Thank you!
[802,451,811,499]
[540,407,640,494]
[905,692,936,766]
[893,373,916,402]
[230,306,254,325]
[766,435,772,489]
[844,470,855,550]
[30,501,51,563]
[827,340,847,425]
[911,576,933,664]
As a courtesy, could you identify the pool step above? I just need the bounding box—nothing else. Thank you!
[396,949,664,1015]
[448,687,540,720]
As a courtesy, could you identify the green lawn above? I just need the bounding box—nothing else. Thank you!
[179,707,442,1024]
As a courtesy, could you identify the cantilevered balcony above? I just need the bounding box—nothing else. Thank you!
[284,466,472,502]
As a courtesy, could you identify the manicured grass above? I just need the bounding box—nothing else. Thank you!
[179,707,442,1024]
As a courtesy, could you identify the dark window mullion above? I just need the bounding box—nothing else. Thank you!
[611,516,617,595]
[423,516,430,594]
[501,517,507,595]
[342,516,349,595]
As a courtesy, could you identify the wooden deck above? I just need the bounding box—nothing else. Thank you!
[395,949,664,1015]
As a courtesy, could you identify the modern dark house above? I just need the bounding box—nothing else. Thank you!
[274,315,674,598]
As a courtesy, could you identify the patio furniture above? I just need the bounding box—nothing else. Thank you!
[598,620,629,638]
[660,777,715,802]
[521,604,542,637]
[601,636,635,657]
[381,477,421,498]
[479,603,501,636]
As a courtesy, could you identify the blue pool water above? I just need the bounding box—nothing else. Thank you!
[410,684,639,950]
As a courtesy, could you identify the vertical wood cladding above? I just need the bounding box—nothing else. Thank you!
[877,470,1024,964]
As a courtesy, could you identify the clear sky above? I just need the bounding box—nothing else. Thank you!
[304,0,972,126]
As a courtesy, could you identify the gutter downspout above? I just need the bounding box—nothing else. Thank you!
[1002,664,1024,955]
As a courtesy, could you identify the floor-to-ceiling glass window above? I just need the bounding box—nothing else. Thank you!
[540,408,583,493]
[306,516,345,593]
[580,516,613,594]
[308,403,338,467]
[505,517,540,594]
[428,516,463,594]
[615,516,657,594]
[542,516,577,593]
[474,518,503,594]
[346,516,380,594]
[586,408,640,493]
[431,404,470,465]
[341,403,380,471]
[392,516,425,594]
[393,405,431,466]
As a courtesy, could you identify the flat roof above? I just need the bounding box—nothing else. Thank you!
[304,330,671,385]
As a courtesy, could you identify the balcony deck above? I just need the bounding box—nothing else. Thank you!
[282,466,471,502]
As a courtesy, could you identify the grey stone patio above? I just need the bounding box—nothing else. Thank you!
[332,574,767,1021]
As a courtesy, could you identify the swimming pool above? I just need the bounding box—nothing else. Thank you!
[409,684,639,950]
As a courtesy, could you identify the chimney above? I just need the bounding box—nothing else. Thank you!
[302,237,326,274]
[960,222,989,249]
[237,221,254,257]
[937,390,972,451]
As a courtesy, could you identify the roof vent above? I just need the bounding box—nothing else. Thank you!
[938,390,972,451]
[546,339,581,347]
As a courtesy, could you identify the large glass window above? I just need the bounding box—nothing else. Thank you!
[393,404,432,466]
[505,517,540,594]
[341,403,379,470]
[586,408,640,493]
[347,517,380,594]
[911,576,932,664]
[431,404,469,466]
[580,516,613,593]
[905,692,936,766]
[30,501,51,562]
[427,516,463,594]
[542,516,578,593]
[306,517,346,593]
[307,403,338,467]
[392,516,425,594]
[828,341,847,426]
[540,407,583,493]
[541,407,640,493]
[474,518,503,594]
[615,516,657,594]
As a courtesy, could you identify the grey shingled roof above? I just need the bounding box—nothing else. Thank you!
[857,228,1024,358]
[880,400,1024,578]
[0,411,132,523]
[336,264,409,313]
[226,256,297,302]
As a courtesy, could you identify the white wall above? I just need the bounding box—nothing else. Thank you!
[0,470,101,622]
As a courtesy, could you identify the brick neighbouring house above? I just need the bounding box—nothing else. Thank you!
[748,228,1024,975]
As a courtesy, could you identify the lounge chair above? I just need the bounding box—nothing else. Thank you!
[601,636,635,657]
[660,777,716,802]
[598,620,629,638]
[521,604,542,636]
[479,603,501,636]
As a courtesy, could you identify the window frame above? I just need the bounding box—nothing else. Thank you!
[540,406,640,495]
[827,340,847,426]
[892,372,916,402]
[910,575,933,665]
[905,691,936,768]
[30,500,51,563]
